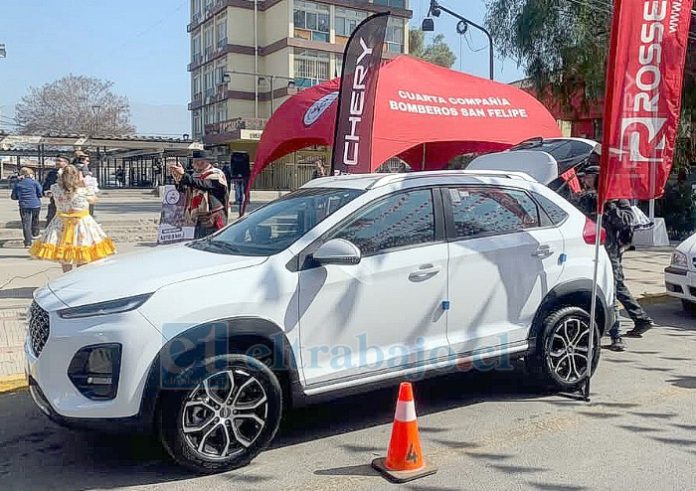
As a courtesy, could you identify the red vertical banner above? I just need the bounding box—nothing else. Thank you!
[599,0,693,206]
[331,12,389,175]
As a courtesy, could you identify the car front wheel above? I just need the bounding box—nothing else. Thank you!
[527,306,601,392]
[158,354,283,474]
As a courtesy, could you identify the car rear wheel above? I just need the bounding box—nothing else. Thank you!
[682,299,696,317]
[158,354,283,474]
[527,306,600,391]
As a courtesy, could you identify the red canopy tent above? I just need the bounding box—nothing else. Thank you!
[250,55,561,184]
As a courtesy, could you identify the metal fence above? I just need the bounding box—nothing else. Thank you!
[252,148,330,190]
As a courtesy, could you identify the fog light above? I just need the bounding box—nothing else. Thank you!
[68,344,122,400]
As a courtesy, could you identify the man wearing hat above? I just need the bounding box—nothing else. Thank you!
[169,151,229,238]
[575,161,654,352]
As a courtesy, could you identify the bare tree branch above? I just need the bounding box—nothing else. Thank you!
[15,74,136,135]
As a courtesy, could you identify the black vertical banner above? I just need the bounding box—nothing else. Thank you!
[331,12,389,175]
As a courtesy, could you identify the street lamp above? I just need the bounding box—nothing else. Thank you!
[422,0,494,80]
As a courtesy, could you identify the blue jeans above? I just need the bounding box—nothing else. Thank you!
[234,179,246,205]
[20,208,40,246]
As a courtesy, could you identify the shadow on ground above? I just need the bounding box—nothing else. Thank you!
[0,299,692,489]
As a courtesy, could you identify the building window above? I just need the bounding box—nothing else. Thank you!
[334,53,343,78]
[373,0,406,8]
[193,110,202,137]
[193,74,201,99]
[386,17,405,53]
[192,35,201,63]
[294,49,330,88]
[293,1,330,43]
[204,23,214,57]
[192,0,202,22]
[217,102,228,123]
[335,7,367,39]
[216,15,227,47]
[204,66,214,96]
[215,62,226,86]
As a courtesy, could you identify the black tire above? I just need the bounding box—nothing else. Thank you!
[526,306,601,392]
[158,354,283,474]
[682,299,696,317]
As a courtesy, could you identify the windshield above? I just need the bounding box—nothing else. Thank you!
[188,187,364,256]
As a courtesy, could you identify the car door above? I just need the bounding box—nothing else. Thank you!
[297,188,450,388]
[444,186,565,356]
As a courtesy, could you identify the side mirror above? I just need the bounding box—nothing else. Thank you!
[312,238,361,266]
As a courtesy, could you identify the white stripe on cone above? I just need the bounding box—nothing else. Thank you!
[394,399,417,422]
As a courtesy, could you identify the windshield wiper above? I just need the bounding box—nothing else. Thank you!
[190,239,242,254]
[207,240,242,254]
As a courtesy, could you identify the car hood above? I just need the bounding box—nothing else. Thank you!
[46,243,268,307]
[677,232,696,257]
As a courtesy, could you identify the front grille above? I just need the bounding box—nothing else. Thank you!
[28,301,50,357]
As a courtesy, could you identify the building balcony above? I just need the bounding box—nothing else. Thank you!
[203,117,268,145]
[188,0,267,33]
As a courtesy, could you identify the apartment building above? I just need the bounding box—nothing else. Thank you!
[188,0,412,165]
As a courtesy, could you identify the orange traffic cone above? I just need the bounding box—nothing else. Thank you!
[372,382,438,483]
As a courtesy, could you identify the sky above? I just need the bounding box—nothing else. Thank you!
[0,0,525,136]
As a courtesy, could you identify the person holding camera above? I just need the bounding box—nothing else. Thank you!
[169,152,229,239]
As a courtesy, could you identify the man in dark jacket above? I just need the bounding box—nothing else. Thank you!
[11,167,43,247]
[42,154,69,225]
[575,165,654,352]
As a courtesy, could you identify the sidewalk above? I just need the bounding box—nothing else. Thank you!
[0,246,674,385]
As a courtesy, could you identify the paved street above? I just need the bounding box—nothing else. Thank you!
[0,299,694,490]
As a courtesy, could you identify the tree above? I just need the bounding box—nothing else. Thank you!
[485,0,611,110]
[485,0,696,169]
[15,75,136,135]
[409,28,457,68]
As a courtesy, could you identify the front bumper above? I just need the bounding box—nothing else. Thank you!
[664,267,696,302]
[26,289,165,422]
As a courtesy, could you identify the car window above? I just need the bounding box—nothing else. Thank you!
[532,191,569,226]
[189,188,363,256]
[329,189,436,256]
[449,187,540,239]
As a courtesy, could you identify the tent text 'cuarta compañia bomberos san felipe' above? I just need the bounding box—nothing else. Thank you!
[249,55,562,185]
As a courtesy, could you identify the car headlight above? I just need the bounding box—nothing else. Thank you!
[671,250,689,269]
[58,293,152,319]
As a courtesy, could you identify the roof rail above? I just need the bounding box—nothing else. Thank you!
[366,169,538,189]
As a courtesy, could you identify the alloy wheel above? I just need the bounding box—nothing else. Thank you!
[181,368,269,460]
[547,316,591,384]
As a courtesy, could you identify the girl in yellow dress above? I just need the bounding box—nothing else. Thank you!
[30,165,116,272]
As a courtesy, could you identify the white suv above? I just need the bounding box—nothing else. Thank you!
[26,171,615,473]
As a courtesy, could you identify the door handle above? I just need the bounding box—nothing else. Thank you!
[531,245,554,258]
[409,264,441,282]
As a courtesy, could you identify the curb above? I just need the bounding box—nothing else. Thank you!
[0,374,27,394]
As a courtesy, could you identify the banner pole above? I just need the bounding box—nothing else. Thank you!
[585,213,603,402]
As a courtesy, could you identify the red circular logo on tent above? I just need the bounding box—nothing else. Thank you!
[304,91,339,127]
